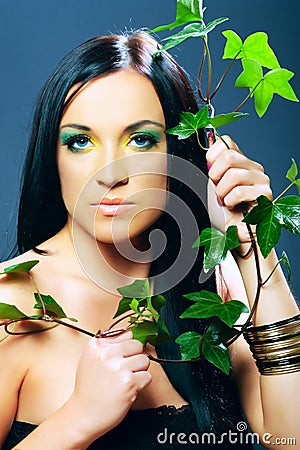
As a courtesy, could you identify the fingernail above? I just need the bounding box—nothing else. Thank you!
[207,163,212,170]
[207,131,215,139]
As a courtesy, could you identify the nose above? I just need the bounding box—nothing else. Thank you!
[95,154,129,188]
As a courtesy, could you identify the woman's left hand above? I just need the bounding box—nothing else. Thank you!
[206,135,272,243]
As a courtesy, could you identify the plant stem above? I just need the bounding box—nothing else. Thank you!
[144,344,202,364]
[104,312,135,332]
[226,205,263,346]
[48,317,96,337]
[197,47,207,102]
[196,129,209,150]
[234,78,263,112]
[261,259,283,287]
[215,129,230,149]
[273,181,296,202]
[203,36,212,102]
[211,50,242,100]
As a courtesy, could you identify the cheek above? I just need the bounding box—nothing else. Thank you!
[129,174,167,232]
[58,160,91,214]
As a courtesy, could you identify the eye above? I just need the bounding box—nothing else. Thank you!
[127,132,161,151]
[61,133,95,153]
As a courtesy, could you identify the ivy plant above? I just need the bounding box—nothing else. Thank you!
[0,0,299,374]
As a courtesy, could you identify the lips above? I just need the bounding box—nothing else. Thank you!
[99,198,127,205]
[91,197,135,216]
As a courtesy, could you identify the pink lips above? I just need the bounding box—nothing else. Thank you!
[91,197,135,216]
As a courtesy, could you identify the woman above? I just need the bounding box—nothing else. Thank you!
[0,32,298,449]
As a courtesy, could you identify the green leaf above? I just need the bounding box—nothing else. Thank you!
[183,290,221,302]
[166,107,247,140]
[166,106,210,139]
[286,158,298,183]
[157,317,171,338]
[2,260,39,274]
[150,0,203,33]
[202,337,230,374]
[275,196,300,235]
[235,59,299,117]
[175,331,201,360]
[222,30,280,69]
[157,18,228,54]
[116,279,150,299]
[129,299,141,315]
[151,295,167,311]
[201,318,238,374]
[144,294,166,319]
[243,195,282,257]
[33,294,69,319]
[280,250,291,282]
[235,57,262,89]
[206,317,239,345]
[257,68,299,114]
[0,303,27,319]
[113,297,134,319]
[209,112,248,128]
[218,300,249,327]
[131,320,159,345]
[243,195,300,257]
[192,226,240,272]
[222,30,243,59]
[181,290,248,327]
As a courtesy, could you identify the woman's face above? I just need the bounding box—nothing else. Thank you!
[57,69,167,246]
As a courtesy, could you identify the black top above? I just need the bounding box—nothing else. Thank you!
[3,405,199,450]
[3,404,263,449]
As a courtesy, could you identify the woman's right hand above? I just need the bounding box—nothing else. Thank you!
[69,330,151,442]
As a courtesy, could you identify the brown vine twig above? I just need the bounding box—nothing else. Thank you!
[233,78,263,112]
[197,47,207,102]
[225,204,263,347]
[210,50,242,100]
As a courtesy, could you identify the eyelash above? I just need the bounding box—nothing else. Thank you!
[62,134,94,153]
[61,131,161,153]
[127,133,161,150]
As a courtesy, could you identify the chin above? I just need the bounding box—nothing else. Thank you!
[94,211,163,245]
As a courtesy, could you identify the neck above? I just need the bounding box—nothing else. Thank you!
[66,221,151,295]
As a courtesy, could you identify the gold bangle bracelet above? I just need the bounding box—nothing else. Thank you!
[243,314,300,375]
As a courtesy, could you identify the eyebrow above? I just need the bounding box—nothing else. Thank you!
[124,120,165,132]
[60,120,165,133]
[60,124,91,132]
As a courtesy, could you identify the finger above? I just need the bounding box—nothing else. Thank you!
[103,330,133,343]
[132,371,152,391]
[118,339,144,357]
[206,135,241,167]
[215,168,270,200]
[222,184,273,210]
[207,130,215,148]
[88,331,134,353]
[123,354,150,372]
[208,150,264,185]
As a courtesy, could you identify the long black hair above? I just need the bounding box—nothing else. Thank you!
[17,31,251,448]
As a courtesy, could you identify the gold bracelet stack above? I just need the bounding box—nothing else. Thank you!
[243,314,300,375]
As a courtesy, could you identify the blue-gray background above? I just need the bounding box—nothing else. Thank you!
[0,0,299,297]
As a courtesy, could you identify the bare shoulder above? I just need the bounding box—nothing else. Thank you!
[0,251,44,445]
[0,250,42,316]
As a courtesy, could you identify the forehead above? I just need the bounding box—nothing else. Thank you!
[61,69,165,128]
